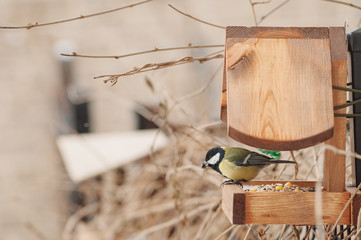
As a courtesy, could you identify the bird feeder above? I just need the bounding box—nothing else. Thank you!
[221,26,361,225]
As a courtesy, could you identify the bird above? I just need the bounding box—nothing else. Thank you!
[201,147,296,186]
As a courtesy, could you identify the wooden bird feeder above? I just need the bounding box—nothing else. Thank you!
[221,26,361,225]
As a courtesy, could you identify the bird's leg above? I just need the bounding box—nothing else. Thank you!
[220,179,244,188]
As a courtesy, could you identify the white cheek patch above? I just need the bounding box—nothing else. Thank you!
[208,153,220,165]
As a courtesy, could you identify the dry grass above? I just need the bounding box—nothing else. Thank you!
[61,107,358,240]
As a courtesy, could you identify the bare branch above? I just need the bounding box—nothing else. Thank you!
[249,0,288,26]
[95,53,224,85]
[258,0,291,25]
[322,0,361,10]
[252,0,272,5]
[61,44,224,59]
[168,4,225,29]
[0,0,152,30]
[249,0,260,26]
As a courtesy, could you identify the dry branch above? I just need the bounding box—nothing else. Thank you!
[0,0,152,29]
[168,4,225,29]
[132,201,219,239]
[249,0,291,26]
[258,0,291,25]
[95,53,224,85]
[61,44,224,59]
[214,225,237,240]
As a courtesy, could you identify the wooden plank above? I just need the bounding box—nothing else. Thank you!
[222,184,245,223]
[323,27,347,192]
[225,26,334,150]
[220,47,227,122]
[226,26,329,39]
[348,187,361,226]
[222,185,350,225]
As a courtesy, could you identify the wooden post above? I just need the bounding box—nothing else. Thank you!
[348,28,361,186]
[323,27,347,192]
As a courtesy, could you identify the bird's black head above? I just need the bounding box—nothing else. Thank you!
[201,147,225,170]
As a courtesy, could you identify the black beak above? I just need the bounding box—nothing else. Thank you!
[201,161,208,168]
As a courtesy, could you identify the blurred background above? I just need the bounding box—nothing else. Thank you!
[0,0,361,239]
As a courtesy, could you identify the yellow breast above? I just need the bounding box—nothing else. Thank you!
[219,159,260,181]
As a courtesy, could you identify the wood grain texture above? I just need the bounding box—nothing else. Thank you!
[220,27,331,124]
[323,27,347,192]
[222,185,350,225]
[222,184,245,224]
[220,47,227,122]
[226,26,329,39]
[350,188,361,225]
[225,27,334,150]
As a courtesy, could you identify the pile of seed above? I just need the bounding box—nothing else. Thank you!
[243,182,320,192]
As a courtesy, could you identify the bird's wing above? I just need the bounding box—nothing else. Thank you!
[225,148,272,166]
[224,148,257,166]
[245,152,274,165]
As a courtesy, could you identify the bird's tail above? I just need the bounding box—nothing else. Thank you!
[269,159,297,164]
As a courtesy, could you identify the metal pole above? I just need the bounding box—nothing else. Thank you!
[348,28,361,186]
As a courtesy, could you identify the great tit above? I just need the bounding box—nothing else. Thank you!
[201,147,296,185]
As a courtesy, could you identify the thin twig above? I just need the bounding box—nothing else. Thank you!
[193,204,217,240]
[61,44,224,59]
[201,202,223,239]
[331,225,351,240]
[353,228,361,240]
[290,151,298,180]
[227,225,241,240]
[25,222,47,240]
[246,224,263,239]
[253,0,272,5]
[258,0,291,25]
[62,202,99,240]
[292,225,300,240]
[249,0,259,26]
[322,0,361,10]
[133,201,218,239]
[95,53,224,85]
[0,0,152,30]
[302,226,313,240]
[168,4,225,29]
[344,229,356,240]
[243,225,253,240]
[249,0,276,26]
[214,225,237,240]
